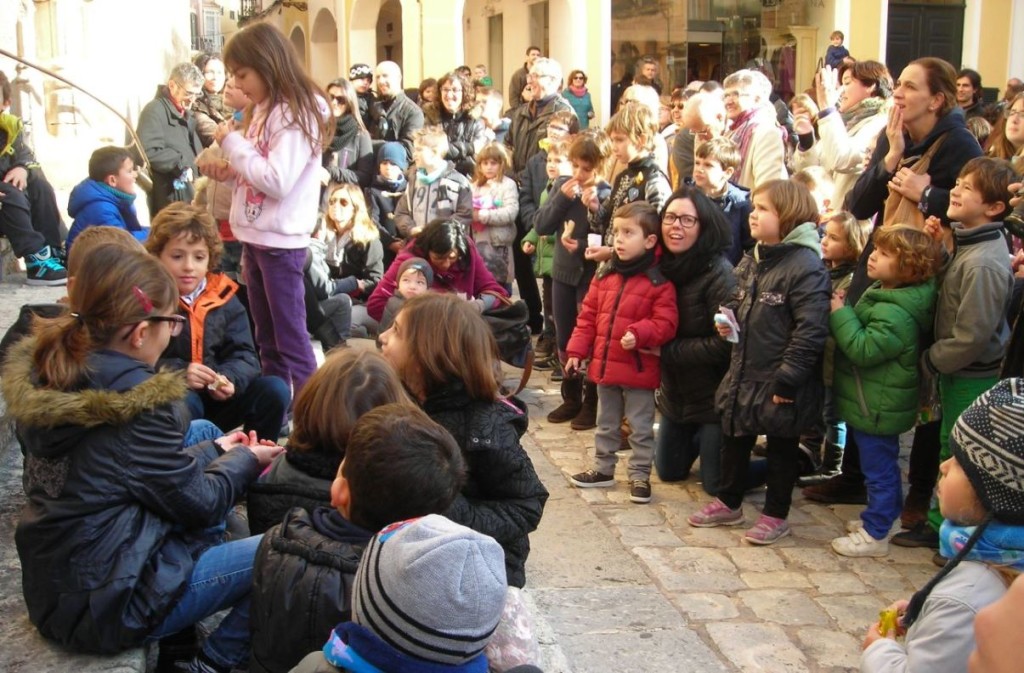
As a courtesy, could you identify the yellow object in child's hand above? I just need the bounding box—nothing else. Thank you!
[878,608,899,638]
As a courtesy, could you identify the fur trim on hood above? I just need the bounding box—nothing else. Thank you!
[1,337,188,430]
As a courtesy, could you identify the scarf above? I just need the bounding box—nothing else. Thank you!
[323,622,489,673]
[373,173,407,195]
[608,248,656,278]
[726,107,769,182]
[940,520,1024,570]
[660,246,715,286]
[567,84,588,98]
[840,96,886,132]
[97,181,137,204]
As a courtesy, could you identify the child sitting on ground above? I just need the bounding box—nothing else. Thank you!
[379,256,433,334]
[146,202,291,445]
[829,225,944,557]
[249,403,466,673]
[567,201,678,504]
[692,136,753,265]
[366,141,410,270]
[66,146,144,252]
[394,126,472,239]
[861,378,1024,672]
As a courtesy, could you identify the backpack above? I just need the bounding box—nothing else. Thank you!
[480,296,535,394]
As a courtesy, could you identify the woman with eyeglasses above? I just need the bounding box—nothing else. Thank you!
[192,53,232,148]
[321,78,374,190]
[987,92,1024,160]
[2,244,282,669]
[422,71,487,177]
[563,69,595,129]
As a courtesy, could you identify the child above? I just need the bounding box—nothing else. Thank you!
[566,201,678,503]
[689,179,830,544]
[379,256,433,334]
[693,136,753,265]
[792,165,836,225]
[250,403,467,673]
[394,125,473,239]
[470,142,519,289]
[366,141,410,269]
[825,31,850,70]
[534,131,612,429]
[291,514,508,673]
[66,146,144,252]
[860,378,1024,672]
[909,157,1017,547]
[210,22,333,397]
[829,225,944,557]
[800,211,872,485]
[145,202,291,444]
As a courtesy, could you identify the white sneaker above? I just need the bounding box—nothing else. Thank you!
[845,519,864,533]
[831,528,889,557]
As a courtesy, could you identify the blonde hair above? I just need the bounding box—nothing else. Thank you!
[606,101,655,152]
[412,125,450,156]
[827,211,872,261]
[325,183,379,245]
[472,142,511,186]
[67,226,144,276]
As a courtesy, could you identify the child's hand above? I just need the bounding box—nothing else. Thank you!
[522,241,536,255]
[793,113,814,136]
[923,215,944,241]
[581,186,600,212]
[1012,250,1024,277]
[565,357,581,376]
[863,600,908,649]
[772,395,794,404]
[620,331,637,350]
[830,290,846,312]
[213,119,235,144]
[1010,182,1024,210]
[584,245,612,262]
[249,442,286,467]
[559,178,581,199]
[214,430,251,452]
[714,321,733,339]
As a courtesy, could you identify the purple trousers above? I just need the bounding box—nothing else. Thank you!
[242,243,316,397]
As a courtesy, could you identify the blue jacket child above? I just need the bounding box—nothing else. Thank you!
[67,146,144,252]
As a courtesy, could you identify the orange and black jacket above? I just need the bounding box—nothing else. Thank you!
[157,272,261,394]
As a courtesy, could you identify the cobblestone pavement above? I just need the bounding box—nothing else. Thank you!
[0,274,940,672]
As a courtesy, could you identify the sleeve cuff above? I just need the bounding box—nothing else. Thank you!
[774,381,798,399]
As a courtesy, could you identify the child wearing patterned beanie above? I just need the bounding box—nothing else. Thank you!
[861,378,1024,673]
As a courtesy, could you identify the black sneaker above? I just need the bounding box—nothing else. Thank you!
[932,552,946,568]
[629,480,652,503]
[549,366,564,382]
[533,355,560,371]
[891,521,940,549]
[569,469,614,488]
[25,245,68,286]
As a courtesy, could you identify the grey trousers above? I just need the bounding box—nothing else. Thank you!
[594,384,656,480]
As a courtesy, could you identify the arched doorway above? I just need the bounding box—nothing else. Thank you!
[310,7,339,84]
[289,25,307,66]
[376,0,403,67]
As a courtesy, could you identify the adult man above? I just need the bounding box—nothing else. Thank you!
[956,68,985,119]
[633,56,664,95]
[507,46,542,110]
[348,63,375,130]
[674,85,727,184]
[136,63,205,215]
[368,61,424,160]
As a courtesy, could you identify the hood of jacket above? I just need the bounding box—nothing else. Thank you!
[0,111,24,157]
[861,276,937,332]
[2,337,188,459]
[757,221,820,260]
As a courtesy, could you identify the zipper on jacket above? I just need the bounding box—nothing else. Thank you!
[599,278,630,380]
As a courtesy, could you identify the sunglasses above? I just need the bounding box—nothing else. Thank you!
[329,197,352,206]
[330,95,346,104]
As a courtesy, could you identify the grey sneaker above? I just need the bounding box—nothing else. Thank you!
[744,514,791,545]
[25,245,68,286]
[629,480,652,503]
[569,469,615,488]
[688,498,744,527]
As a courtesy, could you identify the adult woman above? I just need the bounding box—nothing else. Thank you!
[365,218,508,322]
[378,292,548,587]
[192,53,231,147]
[988,92,1024,160]
[792,61,893,208]
[423,70,487,177]
[1,246,281,671]
[655,187,736,495]
[722,69,788,190]
[563,69,595,129]
[322,78,374,189]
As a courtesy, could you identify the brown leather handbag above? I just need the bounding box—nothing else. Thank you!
[882,132,948,230]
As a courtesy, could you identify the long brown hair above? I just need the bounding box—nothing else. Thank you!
[33,247,177,390]
[989,92,1024,160]
[393,293,500,401]
[223,22,334,153]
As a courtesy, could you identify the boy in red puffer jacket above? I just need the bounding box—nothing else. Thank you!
[566,201,677,504]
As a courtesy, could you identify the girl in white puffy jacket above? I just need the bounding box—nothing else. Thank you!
[470,142,520,289]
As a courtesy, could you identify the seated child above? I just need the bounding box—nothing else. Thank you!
[692,136,753,265]
[66,146,144,252]
[366,141,410,270]
[861,378,1024,672]
[829,225,943,557]
[246,348,413,535]
[291,514,509,673]
[470,142,519,290]
[249,403,467,673]
[379,256,433,334]
[393,126,472,239]
[145,202,290,444]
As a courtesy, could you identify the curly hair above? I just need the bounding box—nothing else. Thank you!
[145,202,224,271]
[873,224,944,285]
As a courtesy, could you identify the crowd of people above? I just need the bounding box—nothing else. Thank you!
[2,19,1024,673]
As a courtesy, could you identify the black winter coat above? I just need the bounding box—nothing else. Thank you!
[505,94,575,173]
[533,176,611,286]
[323,114,374,189]
[424,103,487,177]
[136,86,204,214]
[716,228,831,438]
[249,507,371,673]
[369,93,424,160]
[2,339,260,654]
[422,382,548,588]
[660,254,736,425]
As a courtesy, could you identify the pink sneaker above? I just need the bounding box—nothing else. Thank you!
[688,498,744,528]
[744,514,791,545]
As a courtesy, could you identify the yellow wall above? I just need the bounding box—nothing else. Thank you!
[847,0,886,64]
[976,0,1013,89]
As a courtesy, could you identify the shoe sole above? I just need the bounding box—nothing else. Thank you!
[570,421,597,431]
[26,277,68,287]
[629,491,652,504]
[830,540,888,557]
[688,514,744,528]
[569,477,615,488]
[745,527,791,545]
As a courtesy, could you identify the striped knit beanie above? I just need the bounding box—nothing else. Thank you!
[352,514,507,665]
[950,378,1024,524]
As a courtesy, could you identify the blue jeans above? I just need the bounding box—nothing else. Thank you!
[656,418,766,496]
[853,429,902,540]
[184,419,223,447]
[147,534,262,669]
[185,376,291,443]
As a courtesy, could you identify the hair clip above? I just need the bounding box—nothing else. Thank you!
[132,286,153,314]
[69,312,84,324]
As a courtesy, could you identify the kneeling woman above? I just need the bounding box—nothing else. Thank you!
[2,246,281,672]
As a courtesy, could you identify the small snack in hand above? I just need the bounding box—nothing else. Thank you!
[208,373,230,391]
[877,608,899,637]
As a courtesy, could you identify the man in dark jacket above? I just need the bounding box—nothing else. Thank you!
[507,45,541,110]
[136,63,205,216]
[368,61,424,161]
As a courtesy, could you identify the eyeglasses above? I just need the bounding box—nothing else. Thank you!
[173,81,203,101]
[548,125,570,134]
[123,314,186,340]
[662,212,699,229]
[1005,108,1024,120]
[671,103,685,110]
[330,95,346,104]
[573,75,585,81]
[328,197,352,206]
[723,90,751,99]
[441,87,463,95]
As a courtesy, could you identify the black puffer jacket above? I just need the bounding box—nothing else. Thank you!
[369,92,424,160]
[249,507,371,673]
[423,103,487,177]
[716,224,831,438]
[659,254,736,425]
[505,93,575,173]
[2,339,260,654]
[422,382,548,588]
[322,114,374,189]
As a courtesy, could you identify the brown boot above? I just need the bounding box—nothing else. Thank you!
[571,380,598,430]
[547,376,582,423]
[801,474,867,504]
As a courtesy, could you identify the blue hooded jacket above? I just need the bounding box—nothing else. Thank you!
[67,178,145,252]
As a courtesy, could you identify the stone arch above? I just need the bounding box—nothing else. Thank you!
[289,24,307,66]
[309,7,339,84]
[349,0,383,70]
